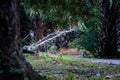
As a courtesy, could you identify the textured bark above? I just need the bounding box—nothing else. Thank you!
[100,0,120,58]
[0,0,47,80]
[116,2,120,55]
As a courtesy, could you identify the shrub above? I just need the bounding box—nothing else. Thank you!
[70,17,100,56]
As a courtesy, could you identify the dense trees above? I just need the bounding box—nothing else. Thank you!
[0,0,46,80]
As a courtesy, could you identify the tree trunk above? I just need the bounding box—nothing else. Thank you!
[100,0,120,58]
[0,0,47,80]
[116,1,120,58]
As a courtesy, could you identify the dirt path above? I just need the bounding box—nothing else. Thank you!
[50,54,120,65]
[85,58,120,65]
[56,54,120,65]
[57,48,120,65]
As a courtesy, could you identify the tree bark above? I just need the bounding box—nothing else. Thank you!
[100,0,120,58]
[0,0,47,80]
[116,2,120,51]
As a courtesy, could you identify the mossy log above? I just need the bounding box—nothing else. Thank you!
[23,29,82,53]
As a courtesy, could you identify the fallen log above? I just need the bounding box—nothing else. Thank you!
[23,29,82,53]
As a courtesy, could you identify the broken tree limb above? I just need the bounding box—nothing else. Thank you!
[23,29,82,53]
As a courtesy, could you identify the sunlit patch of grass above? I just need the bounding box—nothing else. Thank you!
[24,53,120,80]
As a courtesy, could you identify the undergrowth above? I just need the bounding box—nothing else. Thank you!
[25,53,120,80]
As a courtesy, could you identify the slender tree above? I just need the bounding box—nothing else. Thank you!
[0,0,46,80]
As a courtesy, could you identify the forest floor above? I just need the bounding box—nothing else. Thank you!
[24,48,120,80]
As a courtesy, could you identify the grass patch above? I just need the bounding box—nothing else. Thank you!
[24,53,120,80]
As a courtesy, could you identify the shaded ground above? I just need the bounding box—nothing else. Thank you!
[53,48,120,65]
[25,53,120,80]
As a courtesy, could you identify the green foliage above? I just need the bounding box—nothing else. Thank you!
[47,43,57,53]
[70,4,100,55]
[64,73,77,80]
[22,0,101,56]
[0,70,3,75]
[41,52,48,58]
[71,22,99,55]
[22,0,95,29]
[24,77,29,80]
[10,67,24,74]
